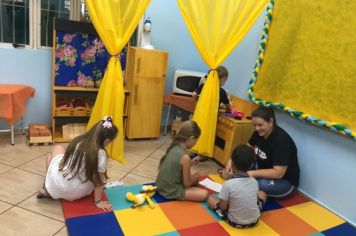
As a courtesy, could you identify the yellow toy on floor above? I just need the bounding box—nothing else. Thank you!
[126,185,157,209]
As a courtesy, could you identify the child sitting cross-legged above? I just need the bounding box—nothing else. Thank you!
[208,144,267,228]
[156,120,209,201]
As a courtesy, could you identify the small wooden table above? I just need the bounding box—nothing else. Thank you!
[0,84,35,144]
[163,93,197,135]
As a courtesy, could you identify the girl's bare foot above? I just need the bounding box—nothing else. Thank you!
[37,188,51,199]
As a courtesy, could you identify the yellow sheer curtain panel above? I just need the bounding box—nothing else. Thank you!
[178,0,268,156]
[85,0,150,162]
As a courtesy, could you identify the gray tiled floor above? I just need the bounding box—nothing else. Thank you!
[0,132,221,235]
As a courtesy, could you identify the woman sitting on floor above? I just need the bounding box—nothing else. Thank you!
[221,106,300,198]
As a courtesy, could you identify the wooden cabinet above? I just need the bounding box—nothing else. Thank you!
[125,47,168,139]
[213,96,258,165]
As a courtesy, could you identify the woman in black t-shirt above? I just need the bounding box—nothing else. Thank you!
[221,106,300,198]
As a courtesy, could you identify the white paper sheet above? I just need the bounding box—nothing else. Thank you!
[104,180,124,189]
[199,178,222,192]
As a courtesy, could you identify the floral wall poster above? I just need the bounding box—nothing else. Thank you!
[54,31,127,87]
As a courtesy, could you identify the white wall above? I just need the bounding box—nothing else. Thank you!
[146,0,356,225]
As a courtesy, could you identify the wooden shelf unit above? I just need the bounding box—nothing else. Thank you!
[51,19,129,143]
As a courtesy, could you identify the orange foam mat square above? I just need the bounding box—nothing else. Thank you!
[159,201,216,230]
[261,208,318,236]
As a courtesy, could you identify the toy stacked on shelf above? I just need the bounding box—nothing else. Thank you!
[87,98,96,116]
[29,123,53,145]
[62,123,87,140]
[55,97,91,117]
[55,97,72,116]
[72,98,88,116]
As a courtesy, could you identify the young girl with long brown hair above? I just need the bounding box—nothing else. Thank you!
[37,116,118,211]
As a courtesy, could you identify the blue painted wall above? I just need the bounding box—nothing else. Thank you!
[0,47,52,129]
[146,0,208,94]
[0,0,354,225]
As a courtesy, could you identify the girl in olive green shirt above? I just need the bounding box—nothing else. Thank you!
[156,120,208,201]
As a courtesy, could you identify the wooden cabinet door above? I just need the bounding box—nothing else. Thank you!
[125,47,168,139]
[126,47,168,80]
[126,76,166,138]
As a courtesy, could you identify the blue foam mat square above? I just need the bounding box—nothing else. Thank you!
[322,222,356,236]
[66,212,124,236]
[261,199,283,212]
[153,192,174,204]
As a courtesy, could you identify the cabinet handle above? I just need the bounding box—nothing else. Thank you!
[136,58,141,74]
[134,84,138,104]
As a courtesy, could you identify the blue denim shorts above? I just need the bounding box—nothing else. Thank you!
[257,178,295,198]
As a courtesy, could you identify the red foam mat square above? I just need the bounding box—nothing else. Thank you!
[61,193,109,219]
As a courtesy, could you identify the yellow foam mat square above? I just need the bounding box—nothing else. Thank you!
[220,219,279,236]
[287,201,345,231]
[114,205,175,235]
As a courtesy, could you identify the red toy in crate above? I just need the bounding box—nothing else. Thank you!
[55,97,72,116]
[72,98,87,116]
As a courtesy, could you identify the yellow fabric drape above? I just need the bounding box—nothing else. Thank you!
[85,0,150,162]
[178,0,268,156]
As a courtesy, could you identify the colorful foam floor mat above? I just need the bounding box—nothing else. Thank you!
[62,176,356,236]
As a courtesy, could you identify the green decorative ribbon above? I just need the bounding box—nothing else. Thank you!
[247,0,355,140]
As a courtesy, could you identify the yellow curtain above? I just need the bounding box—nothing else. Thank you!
[178,0,268,156]
[85,0,150,162]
